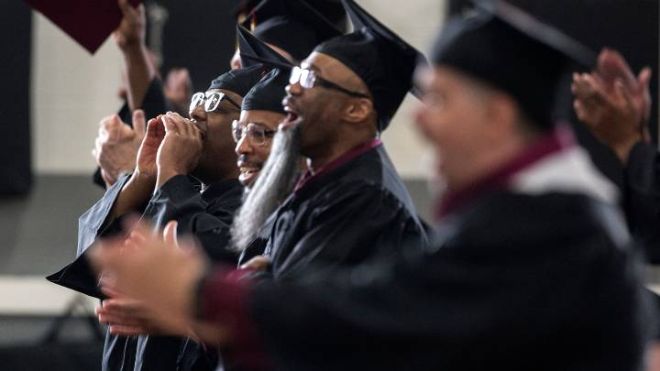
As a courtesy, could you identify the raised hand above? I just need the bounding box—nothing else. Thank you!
[572,49,653,163]
[156,112,204,188]
[113,0,146,51]
[136,115,165,178]
[93,110,146,187]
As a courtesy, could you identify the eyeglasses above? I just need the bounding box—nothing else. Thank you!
[232,120,277,146]
[289,66,370,98]
[190,91,242,113]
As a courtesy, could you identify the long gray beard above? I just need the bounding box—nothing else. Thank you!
[230,125,302,252]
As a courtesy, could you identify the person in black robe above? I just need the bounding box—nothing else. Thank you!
[92,0,178,189]
[571,48,660,262]
[88,1,653,370]
[48,66,265,371]
[232,0,429,280]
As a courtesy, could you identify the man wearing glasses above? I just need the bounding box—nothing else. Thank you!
[48,65,266,371]
[235,0,430,280]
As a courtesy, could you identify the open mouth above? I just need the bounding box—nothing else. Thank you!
[237,160,263,185]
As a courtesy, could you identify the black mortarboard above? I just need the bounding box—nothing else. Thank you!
[208,65,266,97]
[431,0,596,129]
[236,25,293,70]
[314,0,427,131]
[242,68,289,114]
[242,0,345,61]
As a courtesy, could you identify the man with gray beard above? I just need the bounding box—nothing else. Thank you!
[238,0,429,280]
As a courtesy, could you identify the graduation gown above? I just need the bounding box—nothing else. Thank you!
[93,78,170,189]
[48,174,244,371]
[262,139,429,280]
[199,132,652,371]
[623,142,660,263]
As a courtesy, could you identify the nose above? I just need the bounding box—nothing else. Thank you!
[190,104,207,123]
[235,133,252,156]
[285,81,303,96]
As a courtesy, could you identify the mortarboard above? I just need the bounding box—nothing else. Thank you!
[431,0,596,129]
[242,68,289,114]
[314,0,427,131]
[236,25,294,70]
[242,0,345,61]
[209,65,267,97]
[25,0,141,54]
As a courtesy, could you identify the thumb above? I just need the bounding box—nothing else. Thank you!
[638,67,652,90]
[163,221,179,248]
[133,109,147,138]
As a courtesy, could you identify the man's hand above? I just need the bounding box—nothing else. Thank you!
[164,68,193,114]
[572,48,653,163]
[136,116,166,178]
[93,110,146,187]
[156,112,204,188]
[89,220,207,336]
[113,0,146,51]
[240,256,272,272]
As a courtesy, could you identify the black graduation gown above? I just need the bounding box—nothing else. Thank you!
[93,78,170,189]
[262,143,429,280]
[249,191,651,371]
[48,174,244,371]
[623,142,660,263]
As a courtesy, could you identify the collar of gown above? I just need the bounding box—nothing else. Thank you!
[434,125,617,220]
[294,138,382,192]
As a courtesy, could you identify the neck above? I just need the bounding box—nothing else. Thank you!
[308,134,377,173]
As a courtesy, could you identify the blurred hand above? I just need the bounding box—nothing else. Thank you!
[239,255,271,272]
[89,220,207,336]
[113,0,146,51]
[156,112,204,188]
[572,48,652,163]
[93,110,146,187]
[164,68,193,113]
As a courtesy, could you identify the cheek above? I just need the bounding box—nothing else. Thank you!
[254,145,271,164]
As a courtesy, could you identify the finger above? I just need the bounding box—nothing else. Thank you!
[163,221,179,248]
[638,67,652,90]
[614,79,635,113]
[107,115,124,141]
[161,115,180,135]
[117,0,132,16]
[133,110,147,138]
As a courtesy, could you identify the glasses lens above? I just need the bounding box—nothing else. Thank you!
[205,92,223,112]
[289,66,302,85]
[247,123,266,145]
[190,92,204,111]
[231,120,243,143]
[304,69,317,89]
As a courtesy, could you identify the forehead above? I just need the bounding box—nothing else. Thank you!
[302,52,358,82]
[239,110,285,129]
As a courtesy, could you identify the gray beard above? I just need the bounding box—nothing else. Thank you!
[230,124,302,252]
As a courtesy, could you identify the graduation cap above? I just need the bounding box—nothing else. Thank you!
[431,0,597,129]
[242,68,289,114]
[208,64,267,97]
[242,0,345,61]
[314,0,427,131]
[25,0,141,54]
[236,25,294,70]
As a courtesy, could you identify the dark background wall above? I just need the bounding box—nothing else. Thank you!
[0,0,32,195]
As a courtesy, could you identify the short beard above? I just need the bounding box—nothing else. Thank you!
[230,124,302,252]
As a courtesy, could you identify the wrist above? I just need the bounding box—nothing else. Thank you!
[156,167,185,190]
[613,136,641,165]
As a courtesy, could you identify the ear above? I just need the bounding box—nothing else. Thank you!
[343,98,373,124]
[483,93,518,141]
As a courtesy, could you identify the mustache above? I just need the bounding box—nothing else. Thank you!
[237,155,263,168]
[230,125,302,252]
